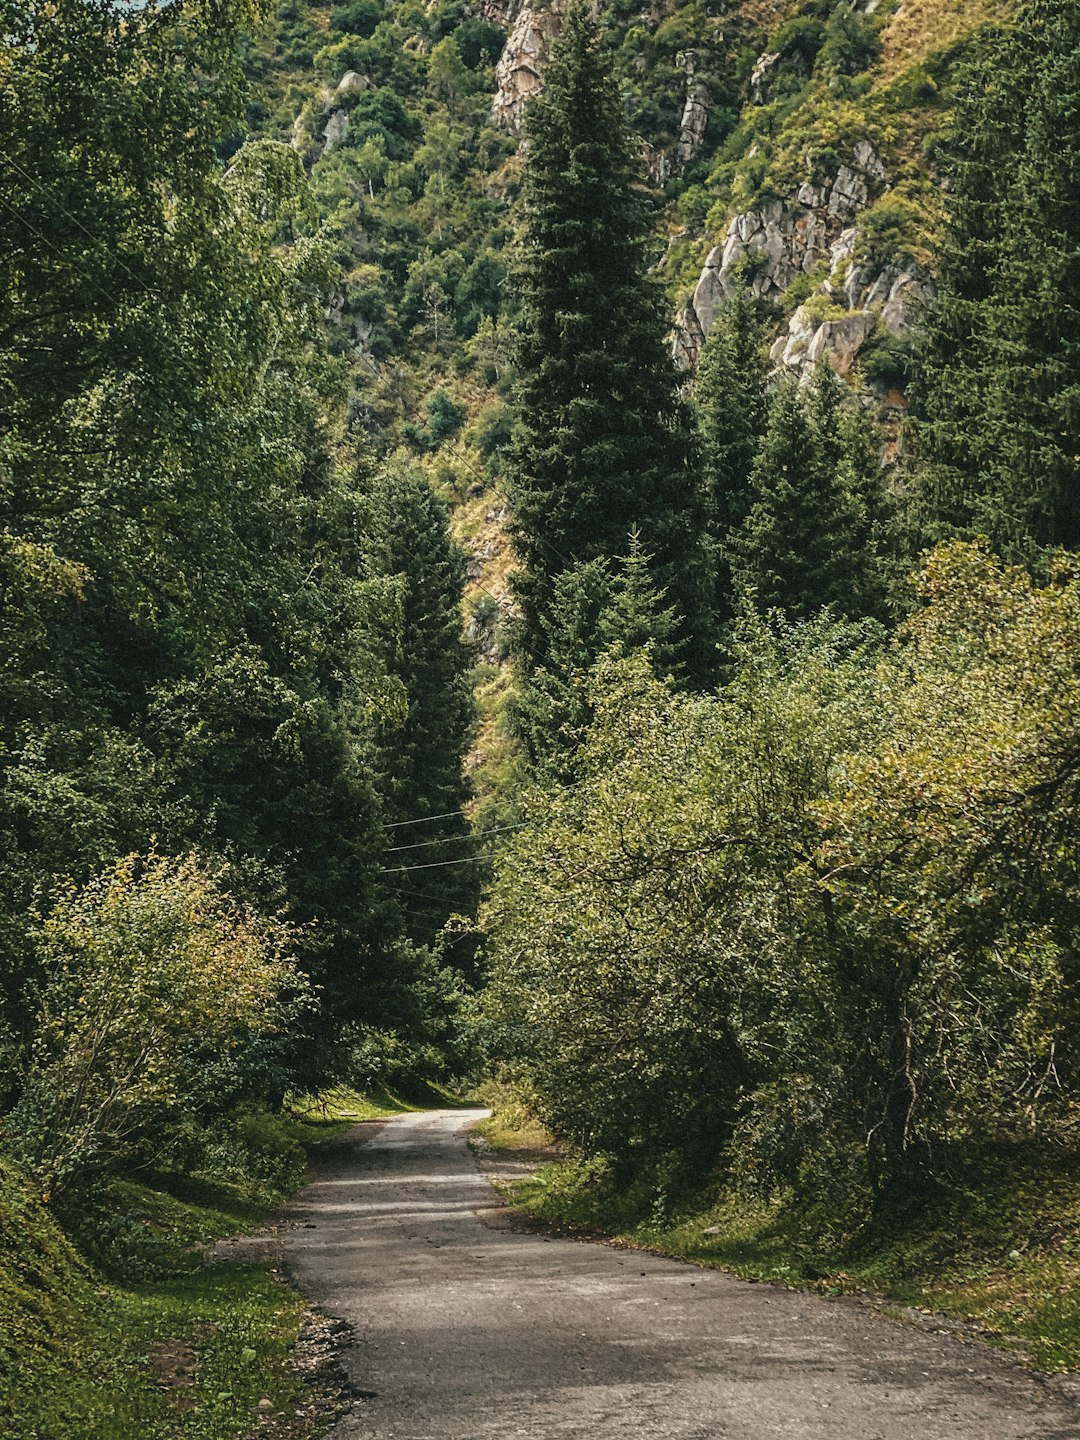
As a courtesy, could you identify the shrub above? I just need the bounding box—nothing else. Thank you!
[426,389,467,444]
[454,18,506,70]
[773,15,826,72]
[330,0,380,39]
[485,547,1080,1203]
[817,9,882,77]
[12,853,302,1199]
[855,187,927,269]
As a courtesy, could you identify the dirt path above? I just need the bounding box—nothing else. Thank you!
[280,1109,1080,1439]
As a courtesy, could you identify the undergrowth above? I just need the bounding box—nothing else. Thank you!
[1,1083,453,1439]
[0,1144,305,1440]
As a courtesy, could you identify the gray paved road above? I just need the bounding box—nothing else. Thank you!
[281,1109,1080,1439]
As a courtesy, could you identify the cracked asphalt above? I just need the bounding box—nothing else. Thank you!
[280,1109,1080,1439]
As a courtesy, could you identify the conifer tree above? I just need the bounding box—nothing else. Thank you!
[691,289,770,626]
[506,3,711,680]
[369,467,475,945]
[735,371,889,622]
[513,534,679,770]
[911,0,1080,554]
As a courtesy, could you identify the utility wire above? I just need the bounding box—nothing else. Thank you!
[380,854,491,875]
[380,807,472,830]
[2,155,164,302]
[385,821,524,853]
[0,192,132,316]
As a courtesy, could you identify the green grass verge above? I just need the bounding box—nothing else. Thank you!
[3,1081,471,1439]
[1,1152,308,1440]
[494,1125,1080,1375]
[288,1078,470,1130]
[468,1082,556,1154]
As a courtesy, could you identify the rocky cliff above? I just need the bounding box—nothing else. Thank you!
[675,139,933,382]
[491,1,566,132]
[482,0,1007,390]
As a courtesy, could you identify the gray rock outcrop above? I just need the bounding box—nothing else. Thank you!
[749,49,781,104]
[674,140,923,377]
[322,108,349,153]
[491,2,566,133]
[648,50,711,185]
[767,224,932,378]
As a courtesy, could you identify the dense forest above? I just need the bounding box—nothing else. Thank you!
[2,0,1079,1432]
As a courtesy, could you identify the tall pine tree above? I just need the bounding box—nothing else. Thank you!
[512,533,679,771]
[369,466,475,947]
[911,0,1080,555]
[734,370,891,621]
[506,3,711,682]
[691,289,770,629]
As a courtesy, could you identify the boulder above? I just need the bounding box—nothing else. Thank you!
[336,70,371,95]
[491,2,566,133]
[322,108,349,153]
[806,312,877,374]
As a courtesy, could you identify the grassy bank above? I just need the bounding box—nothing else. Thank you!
[478,1106,1080,1375]
[287,1078,467,1127]
[1,1149,310,1440]
[1,1084,458,1440]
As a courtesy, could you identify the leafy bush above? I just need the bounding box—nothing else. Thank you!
[485,546,1080,1203]
[426,389,467,443]
[817,9,882,77]
[454,18,506,70]
[12,854,302,1198]
[773,15,826,71]
[347,86,421,158]
[330,0,380,38]
[855,186,928,269]
[455,252,506,337]
[859,330,915,389]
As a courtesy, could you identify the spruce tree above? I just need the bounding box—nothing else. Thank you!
[911,0,1080,554]
[734,371,888,622]
[691,289,770,626]
[506,3,711,680]
[369,467,475,946]
[513,534,679,769]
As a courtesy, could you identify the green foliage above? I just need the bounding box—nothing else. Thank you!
[331,0,381,38]
[690,289,770,631]
[0,0,474,1143]
[733,369,894,623]
[855,183,929,269]
[817,8,882,78]
[485,544,1080,1207]
[11,854,301,1199]
[0,1130,315,1440]
[773,15,826,73]
[506,4,712,682]
[348,84,421,157]
[911,0,1080,554]
[512,535,681,769]
[367,467,475,946]
[426,389,468,443]
[454,18,507,70]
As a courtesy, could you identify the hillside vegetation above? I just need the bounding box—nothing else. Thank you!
[3,0,1080,1429]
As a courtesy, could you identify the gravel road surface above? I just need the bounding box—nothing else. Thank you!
[281,1108,1080,1439]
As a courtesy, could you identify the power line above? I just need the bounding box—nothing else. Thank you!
[0,191,131,317]
[380,854,491,875]
[2,155,164,303]
[385,821,524,854]
[381,807,471,830]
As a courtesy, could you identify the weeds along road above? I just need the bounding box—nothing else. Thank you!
[280,1110,1080,1439]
